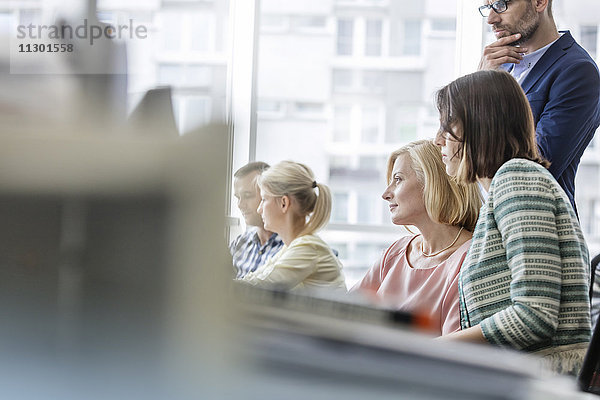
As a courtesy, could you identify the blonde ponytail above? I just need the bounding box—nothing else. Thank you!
[258,161,332,236]
[303,182,332,235]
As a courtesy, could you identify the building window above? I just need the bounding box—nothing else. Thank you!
[357,193,379,224]
[403,20,421,56]
[330,243,348,260]
[158,64,213,87]
[355,243,386,264]
[190,13,215,52]
[431,18,456,32]
[291,102,326,118]
[257,100,285,117]
[365,19,383,56]
[332,192,350,223]
[158,11,216,54]
[581,25,598,59]
[337,18,354,55]
[261,14,289,32]
[361,70,384,93]
[593,200,600,238]
[0,12,11,35]
[332,69,354,91]
[360,105,383,143]
[172,95,212,134]
[386,105,418,143]
[333,105,352,142]
[292,16,328,32]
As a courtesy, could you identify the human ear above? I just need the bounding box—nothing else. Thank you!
[280,195,290,213]
[534,0,548,13]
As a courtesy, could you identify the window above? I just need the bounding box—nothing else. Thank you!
[360,105,383,143]
[355,243,386,264]
[159,11,216,54]
[387,105,418,143]
[245,0,600,284]
[332,69,354,91]
[160,12,185,52]
[292,102,325,117]
[172,95,212,134]
[592,199,600,238]
[403,20,421,55]
[158,64,213,87]
[19,9,40,26]
[330,243,348,260]
[190,14,214,52]
[361,71,384,92]
[336,18,354,55]
[333,105,352,142]
[581,25,598,59]
[365,19,382,56]
[357,193,378,224]
[257,100,284,115]
[431,18,456,33]
[329,155,355,178]
[292,16,327,32]
[261,15,289,31]
[332,193,350,223]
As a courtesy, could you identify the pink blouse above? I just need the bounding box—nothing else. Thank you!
[352,235,471,336]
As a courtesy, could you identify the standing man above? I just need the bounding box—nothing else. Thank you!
[478,0,600,213]
[230,162,284,278]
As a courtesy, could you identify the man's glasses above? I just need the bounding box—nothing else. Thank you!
[478,0,512,17]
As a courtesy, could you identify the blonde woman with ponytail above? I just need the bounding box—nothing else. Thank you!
[240,161,346,291]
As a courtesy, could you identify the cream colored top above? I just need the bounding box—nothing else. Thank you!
[241,234,346,291]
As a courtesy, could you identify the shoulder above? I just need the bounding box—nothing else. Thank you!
[380,235,414,263]
[490,159,559,205]
[451,238,472,258]
[489,160,565,214]
[554,34,600,78]
[389,235,414,251]
[492,159,553,187]
[289,234,328,252]
[230,227,258,249]
[439,238,472,272]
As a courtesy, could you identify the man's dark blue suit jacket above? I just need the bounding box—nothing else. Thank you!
[507,31,600,213]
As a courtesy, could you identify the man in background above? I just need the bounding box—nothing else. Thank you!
[478,0,600,213]
[230,162,283,278]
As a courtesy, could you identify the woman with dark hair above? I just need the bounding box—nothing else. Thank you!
[433,70,591,375]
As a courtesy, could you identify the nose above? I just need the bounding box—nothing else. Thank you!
[433,130,445,147]
[257,201,263,215]
[382,185,393,201]
[487,9,501,25]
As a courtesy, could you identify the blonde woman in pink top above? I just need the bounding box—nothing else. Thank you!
[352,140,481,336]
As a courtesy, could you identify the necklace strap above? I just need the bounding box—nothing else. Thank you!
[420,226,464,258]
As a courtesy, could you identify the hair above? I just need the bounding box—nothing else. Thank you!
[258,161,332,236]
[234,161,270,179]
[386,140,481,232]
[435,70,548,184]
[547,0,553,17]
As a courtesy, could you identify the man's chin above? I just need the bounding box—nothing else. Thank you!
[495,30,512,40]
[245,219,263,228]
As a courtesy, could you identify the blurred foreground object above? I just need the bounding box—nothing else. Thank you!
[234,284,592,400]
[0,123,233,399]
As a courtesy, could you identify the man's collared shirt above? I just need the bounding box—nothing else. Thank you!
[230,227,284,278]
[509,36,559,84]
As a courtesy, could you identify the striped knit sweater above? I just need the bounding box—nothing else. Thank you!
[459,159,591,375]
